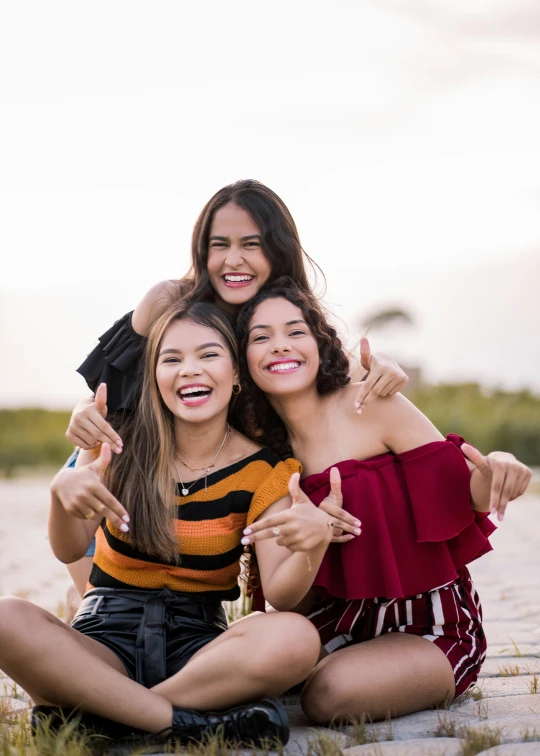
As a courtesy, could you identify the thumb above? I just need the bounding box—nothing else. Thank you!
[91,442,112,478]
[461,443,490,474]
[95,383,108,418]
[329,467,343,507]
[288,472,305,506]
[360,338,371,372]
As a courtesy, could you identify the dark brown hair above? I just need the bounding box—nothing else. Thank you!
[183,179,324,305]
[234,277,350,459]
[106,300,238,561]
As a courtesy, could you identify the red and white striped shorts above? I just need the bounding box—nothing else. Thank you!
[306,567,486,698]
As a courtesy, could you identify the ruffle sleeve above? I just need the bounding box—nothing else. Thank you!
[247,458,302,525]
[301,435,496,600]
[76,312,145,413]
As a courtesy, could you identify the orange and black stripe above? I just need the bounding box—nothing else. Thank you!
[88,448,300,600]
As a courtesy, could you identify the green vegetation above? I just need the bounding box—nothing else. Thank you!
[408,383,540,465]
[1,383,539,477]
[0,409,73,477]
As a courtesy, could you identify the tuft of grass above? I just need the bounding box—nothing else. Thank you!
[527,674,539,694]
[305,730,345,756]
[509,638,525,657]
[458,726,501,756]
[498,664,521,676]
[435,715,458,738]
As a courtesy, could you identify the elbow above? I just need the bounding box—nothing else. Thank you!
[263,590,298,613]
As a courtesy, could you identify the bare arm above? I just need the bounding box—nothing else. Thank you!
[374,393,531,516]
[131,279,187,336]
[244,473,345,611]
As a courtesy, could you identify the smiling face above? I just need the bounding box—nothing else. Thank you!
[245,297,320,397]
[155,319,238,424]
[207,202,272,306]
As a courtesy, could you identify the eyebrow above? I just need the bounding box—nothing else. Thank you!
[249,319,307,334]
[159,343,225,356]
[209,234,261,242]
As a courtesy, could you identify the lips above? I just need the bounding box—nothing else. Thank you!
[177,384,213,405]
[222,273,254,287]
[265,361,301,373]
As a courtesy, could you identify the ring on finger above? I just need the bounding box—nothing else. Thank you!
[272,527,281,536]
[327,521,335,528]
[85,512,96,520]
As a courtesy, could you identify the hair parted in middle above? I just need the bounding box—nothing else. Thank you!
[104,300,238,561]
[186,179,325,304]
[235,276,351,460]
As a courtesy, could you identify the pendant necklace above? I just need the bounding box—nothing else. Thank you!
[174,424,231,495]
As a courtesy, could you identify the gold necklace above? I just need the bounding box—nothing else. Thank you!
[174,424,231,495]
[175,424,231,473]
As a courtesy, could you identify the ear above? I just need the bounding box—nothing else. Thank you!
[233,370,240,386]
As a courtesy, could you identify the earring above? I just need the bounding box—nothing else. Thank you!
[232,384,242,395]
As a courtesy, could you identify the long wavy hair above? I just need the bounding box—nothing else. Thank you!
[234,277,351,459]
[175,180,324,308]
[105,301,238,561]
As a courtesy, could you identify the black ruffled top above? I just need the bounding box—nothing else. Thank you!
[76,311,145,412]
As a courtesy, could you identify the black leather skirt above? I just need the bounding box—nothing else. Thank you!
[71,587,228,688]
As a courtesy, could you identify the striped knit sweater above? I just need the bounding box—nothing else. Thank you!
[88,448,300,600]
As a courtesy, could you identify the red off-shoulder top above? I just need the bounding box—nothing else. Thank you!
[299,434,496,600]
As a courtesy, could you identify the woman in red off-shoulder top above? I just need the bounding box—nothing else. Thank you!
[235,277,532,725]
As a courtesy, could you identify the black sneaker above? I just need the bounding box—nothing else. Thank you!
[31,705,146,740]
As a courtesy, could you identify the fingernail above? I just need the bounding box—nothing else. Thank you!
[241,537,251,545]
[243,528,252,535]
[498,513,504,522]
[120,523,129,532]
[354,520,361,527]
[115,446,123,454]
[490,508,497,516]
[354,528,361,535]
[357,408,363,415]
[355,402,360,409]
[117,440,123,446]
[122,514,130,523]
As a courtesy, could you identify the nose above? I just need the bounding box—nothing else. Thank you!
[224,243,245,268]
[179,356,202,377]
[271,340,291,355]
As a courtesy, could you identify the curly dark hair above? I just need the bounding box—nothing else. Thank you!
[233,277,351,459]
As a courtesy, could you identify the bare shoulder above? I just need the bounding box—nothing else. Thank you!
[132,280,188,335]
[371,393,445,453]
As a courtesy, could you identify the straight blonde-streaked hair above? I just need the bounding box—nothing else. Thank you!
[105,301,239,561]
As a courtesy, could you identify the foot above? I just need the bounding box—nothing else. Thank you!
[166,697,290,748]
[31,705,146,740]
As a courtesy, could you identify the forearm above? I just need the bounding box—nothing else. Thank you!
[262,538,330,611]
[132,280,183,336]
[48,491,95,563]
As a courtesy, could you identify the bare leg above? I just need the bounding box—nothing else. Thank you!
[301,633,456,724]
[0,597,173,731]
[1,598,319,729]
[152,612,321,710]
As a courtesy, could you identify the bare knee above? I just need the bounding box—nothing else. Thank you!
[301,662,345,724]
[274,613,320,675]
[0,597,62,641]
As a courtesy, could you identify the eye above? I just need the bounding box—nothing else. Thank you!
[252,334,269,343]
[290,329,306,337]
[163,357,181,364]
[202,352,220,359]
[244,241,260,248]
[210,241,227,249]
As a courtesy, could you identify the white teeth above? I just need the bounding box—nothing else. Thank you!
[224,274,253,282]
[179,386,211,396]
[268,362,300,372]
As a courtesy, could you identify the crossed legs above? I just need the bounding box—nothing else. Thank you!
[0,597,320,732]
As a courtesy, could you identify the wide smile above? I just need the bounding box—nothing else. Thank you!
[222,273,255,288]
[265,360,302,374]
[176,384,213,406]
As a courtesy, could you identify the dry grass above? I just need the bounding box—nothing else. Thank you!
[498,664,521,676]
[457,725,501,756]
[527,674,539,694]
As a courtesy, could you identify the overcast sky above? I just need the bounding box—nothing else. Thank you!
[1,0,539,407]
